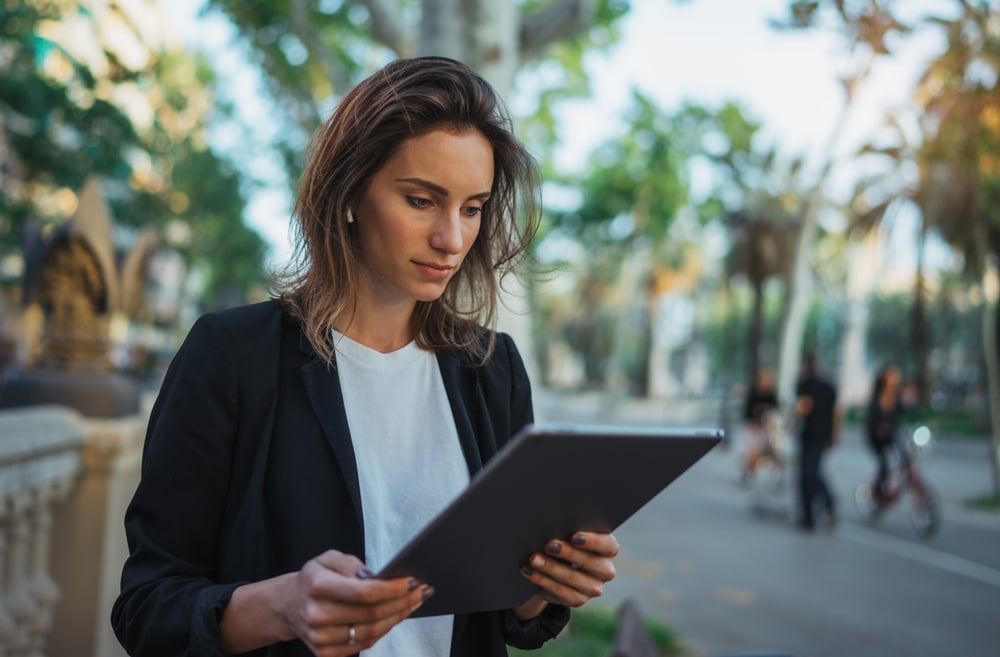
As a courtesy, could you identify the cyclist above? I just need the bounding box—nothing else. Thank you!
[741,367,780,484]
[864,365,918,503]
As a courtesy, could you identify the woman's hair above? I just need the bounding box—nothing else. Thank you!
[870,364,900,404]
[275,56,540,364]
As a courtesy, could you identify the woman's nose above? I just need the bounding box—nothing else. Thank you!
[430,212,464,254]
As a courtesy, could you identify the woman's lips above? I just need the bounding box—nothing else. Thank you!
[414,261,454,280]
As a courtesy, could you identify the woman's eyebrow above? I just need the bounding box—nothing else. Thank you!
[397,177,490,200]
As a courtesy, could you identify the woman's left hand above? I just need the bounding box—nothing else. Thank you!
[513,531,619,620]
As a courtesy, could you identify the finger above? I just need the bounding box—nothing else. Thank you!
[304,559,419,605]
[308,585,433,655]
[540,540,616,583]
[568,532,621,558]
[353,589,435,649]
[520,558,594,608]
[312,549,370,576]
[321,583,435,626]
[531,551,610,595]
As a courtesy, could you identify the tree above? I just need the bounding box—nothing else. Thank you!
[540,91,693,394]
[0,1,268,313]
[907,0,1000,495]
[769,0,909,403]
[205,0,630,185]
[691,101,802,384]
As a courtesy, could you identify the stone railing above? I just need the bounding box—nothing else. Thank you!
[0,404,145,657]
[0,407,85,657]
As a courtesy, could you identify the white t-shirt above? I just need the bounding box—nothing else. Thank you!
[333,331,470,657]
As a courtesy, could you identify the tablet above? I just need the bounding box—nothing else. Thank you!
[377,422,722,617]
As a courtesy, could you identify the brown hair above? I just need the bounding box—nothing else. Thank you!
[275,56,540,364]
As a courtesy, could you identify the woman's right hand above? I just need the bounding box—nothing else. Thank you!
[220,549,432,656]
[285,550,432,655]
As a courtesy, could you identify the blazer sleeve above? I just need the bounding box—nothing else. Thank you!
[111,312,247,657]
[492,332,572,648]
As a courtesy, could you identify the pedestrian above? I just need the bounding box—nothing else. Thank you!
[111,56,619,657]
[793,352,840,531]
[741,366,780,484]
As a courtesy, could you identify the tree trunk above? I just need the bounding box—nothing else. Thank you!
[982,253,1000,498]
[838,234,877,408]
[747,277,764,385]
[419,0,467,61]
[913,213,930,406]
[775,70,868,404]
[776,206,818,405]
[469,0,519,93]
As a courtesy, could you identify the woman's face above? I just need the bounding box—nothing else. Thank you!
[885,366,902,389]
[353,127,494,310]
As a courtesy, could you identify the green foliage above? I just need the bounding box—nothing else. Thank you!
[207,0,632,189]
[0,3,138,238]
[913,0,1000,269]
[0,1,269,311]
[508,603,678,657]
[549,90,690,249]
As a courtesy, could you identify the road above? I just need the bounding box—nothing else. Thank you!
[538,391,1000,657]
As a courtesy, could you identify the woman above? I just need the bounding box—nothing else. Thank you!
[112,57,618,657]
[865,364,913,501]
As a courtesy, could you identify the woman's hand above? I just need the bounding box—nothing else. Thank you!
[514,531,619,620]
[220,550,432,656]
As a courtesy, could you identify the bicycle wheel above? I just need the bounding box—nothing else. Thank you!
[910,483,942,538]
[854,482,879,522]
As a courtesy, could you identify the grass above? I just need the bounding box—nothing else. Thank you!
[508,604,680,657]
[964,492,1000,512]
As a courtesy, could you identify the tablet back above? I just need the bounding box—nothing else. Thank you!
[378,423,722,617]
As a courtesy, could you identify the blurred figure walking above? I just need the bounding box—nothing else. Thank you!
[794,352,840,531]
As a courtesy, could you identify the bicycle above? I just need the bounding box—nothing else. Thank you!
[853,422,941,538]
[739,408,790,490]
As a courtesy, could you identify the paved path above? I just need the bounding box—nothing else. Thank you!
[537,390,1000,657]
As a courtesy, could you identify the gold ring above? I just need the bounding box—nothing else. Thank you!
[348,624,356,645]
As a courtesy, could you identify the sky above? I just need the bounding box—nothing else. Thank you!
[157,0,955,271]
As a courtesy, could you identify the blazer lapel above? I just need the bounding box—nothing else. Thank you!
[298,333,365,536]
[437,350,484,476]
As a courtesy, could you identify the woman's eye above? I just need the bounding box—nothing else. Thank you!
[462,206,483,217]
[407,196,431,208]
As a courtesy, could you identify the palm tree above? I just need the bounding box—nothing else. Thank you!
[690,101,802,384]
[769,0,909,403]
[908,0,1000,494]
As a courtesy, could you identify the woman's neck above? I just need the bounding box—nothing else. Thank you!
[338,303,416,354]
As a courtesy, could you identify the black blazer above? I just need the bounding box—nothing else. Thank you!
[111,301,568,657]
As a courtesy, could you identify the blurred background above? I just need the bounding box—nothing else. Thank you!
[0,1,998,656]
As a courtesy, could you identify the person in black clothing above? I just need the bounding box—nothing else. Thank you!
[865,364,917,502]
[741,367,780,483]
[111,57,618,657]
[794,352,840,530]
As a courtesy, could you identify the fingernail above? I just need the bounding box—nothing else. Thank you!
[409,579,422,591]
[572,533,587,546]
[411,601,424,613]
[422,586,435,600]
[546,541,562,555]
[521,564,534,576]
[357,567,376,579]
[530,554,545,568]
